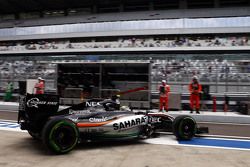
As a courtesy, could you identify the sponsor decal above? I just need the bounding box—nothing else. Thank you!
[27,98,43,108]
[69,109,89,115]
[149,117,161,123]
[86,101,101,107]
[89,117,109,122]
[26,98,58,108]
[113,116,147,130]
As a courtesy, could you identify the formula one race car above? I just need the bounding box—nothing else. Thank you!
[18,94,208,154]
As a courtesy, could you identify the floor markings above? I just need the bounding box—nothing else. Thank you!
[0,120,23,132]
[144,135,250,151]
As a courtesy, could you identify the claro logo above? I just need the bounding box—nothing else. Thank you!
[27,98,58,108]
[89,117,109,122]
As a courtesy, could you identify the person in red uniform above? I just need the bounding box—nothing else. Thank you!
[35,77,45,94]
[189,76,202,114]
[159,80,170,112]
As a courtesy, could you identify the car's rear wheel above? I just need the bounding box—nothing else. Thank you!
[42,118,79,154]
[173,115,197,140]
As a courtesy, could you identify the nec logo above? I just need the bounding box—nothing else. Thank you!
[85,102,101,107]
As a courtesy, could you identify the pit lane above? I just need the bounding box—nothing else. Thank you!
[0,130,250,167]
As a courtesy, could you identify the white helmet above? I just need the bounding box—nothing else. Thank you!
[193,76,198,80]
[38,77,44,81]
[162,80,166,83]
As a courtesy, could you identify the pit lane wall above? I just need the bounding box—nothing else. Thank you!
[1,101,250,124]
[151,92,250,114]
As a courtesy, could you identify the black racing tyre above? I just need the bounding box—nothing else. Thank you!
[28,130,41,140]
[42,118,79,154]
[173,115,197,140]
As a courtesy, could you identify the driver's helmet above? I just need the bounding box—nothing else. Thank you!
[111,95,120,101]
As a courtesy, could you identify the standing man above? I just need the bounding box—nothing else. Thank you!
[189,76,202,114]
[159,80,170,112]
[34,77,45,94]
[4,82,13,101]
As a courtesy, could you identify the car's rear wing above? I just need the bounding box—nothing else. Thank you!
[17,94,121,131]
[18,94,60,123]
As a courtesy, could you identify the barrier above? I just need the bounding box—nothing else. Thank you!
[213,96,216,112]
[224,96,229,112]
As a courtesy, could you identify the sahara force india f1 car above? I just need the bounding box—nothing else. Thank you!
[18,94,208,154]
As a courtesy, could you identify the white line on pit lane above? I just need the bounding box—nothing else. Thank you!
[196,134,250,140]
[143,134,250,151]
[157,131,250,140]
[0,120,24,132]
[198,122,250,126]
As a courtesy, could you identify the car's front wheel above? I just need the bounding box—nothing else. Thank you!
[173,115,197,140]
[42,118,79,154]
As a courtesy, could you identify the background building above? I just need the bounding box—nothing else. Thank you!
[0,0,249,110]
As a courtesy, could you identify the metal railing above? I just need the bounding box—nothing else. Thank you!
[1,16,250,37]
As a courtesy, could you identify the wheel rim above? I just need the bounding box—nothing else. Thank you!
[49,122,78,152]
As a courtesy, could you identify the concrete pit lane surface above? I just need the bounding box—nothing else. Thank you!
[0,130,250,167]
